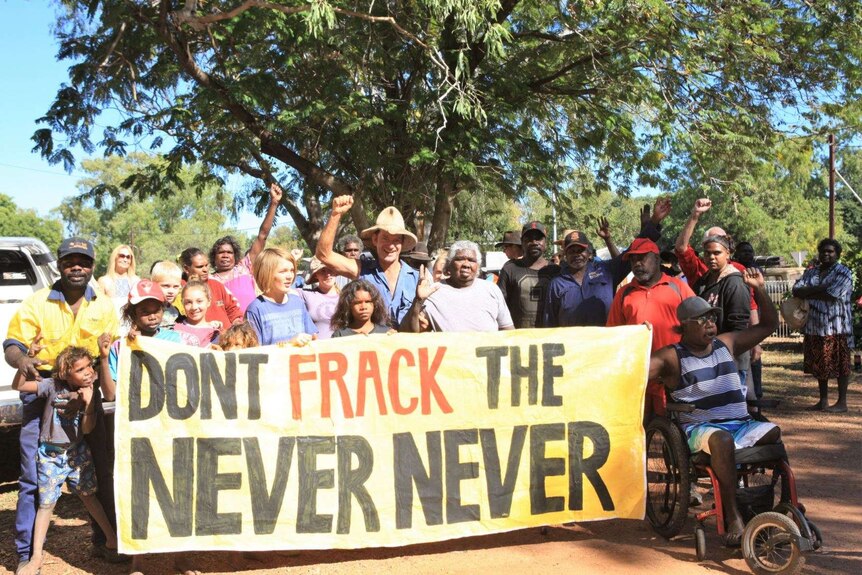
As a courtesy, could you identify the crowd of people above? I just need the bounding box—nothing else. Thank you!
[3,189,857,573]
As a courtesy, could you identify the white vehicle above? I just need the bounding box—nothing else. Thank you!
[0,237,61,429]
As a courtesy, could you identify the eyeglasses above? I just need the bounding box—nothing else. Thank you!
[686,312,718,326]
[343,248,361,253]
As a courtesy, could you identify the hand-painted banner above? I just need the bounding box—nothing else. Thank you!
[115,326,650,553]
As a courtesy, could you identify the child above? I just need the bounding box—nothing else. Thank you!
[174,281,221,347]
[245,247,317,346]
[331,279,394,337]
[150,261,184,328]
[219,322,260,351]
[12,347,121,575]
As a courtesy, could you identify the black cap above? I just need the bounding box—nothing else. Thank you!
[563,230,591,250]
[521,221,547,238]
[57,237,95,260]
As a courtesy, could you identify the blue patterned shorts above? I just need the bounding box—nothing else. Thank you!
[37,441,97,507]
[685,419,777,455]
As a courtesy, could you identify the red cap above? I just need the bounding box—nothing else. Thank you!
[128,280,166,304]
[622,238,660,260]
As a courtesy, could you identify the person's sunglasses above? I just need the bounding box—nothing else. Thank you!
[118,254,132,260]
[687,312,718,326]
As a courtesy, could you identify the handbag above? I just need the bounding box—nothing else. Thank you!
[780,297,809,331]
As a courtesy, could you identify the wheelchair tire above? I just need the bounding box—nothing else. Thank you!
[806,519,823,551]
[645,417,690,538]
[695,524,707,561]
[742,512,805,575]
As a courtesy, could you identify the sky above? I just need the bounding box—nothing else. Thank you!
[0,1,262,231]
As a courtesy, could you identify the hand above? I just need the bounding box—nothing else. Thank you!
[27,331,45,358]
[331,195,354,216]
[55,390,85,416]
[210,320,223,331]
[642,320,653,331]
[752,344,762,363]
[418,311,430,331]
[290,333,313,347]
[98,333,113,359]
[595,217,611,240]
[651,197,672,223]
[386,328,398,335]
[16,355,47,380]
[639,203,651,227]
[415,266,440,301]
[79,385,94,405]
[126,324,141,342]
[269,182,283,205]
[742,267,764,289]
[692,198,712,216]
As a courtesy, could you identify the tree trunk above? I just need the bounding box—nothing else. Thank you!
[427,179,457,252]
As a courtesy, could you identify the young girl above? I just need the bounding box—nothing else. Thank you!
[331,279,394,337]
[174,281,221,347]
[13,347,121,575]
[245,247,317,346]
[219,322,260,351]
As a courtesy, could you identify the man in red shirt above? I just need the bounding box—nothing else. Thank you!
[607,238,694,420]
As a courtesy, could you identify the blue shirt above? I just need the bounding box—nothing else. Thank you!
[358,255,420,327]
[245,294,318,346]
[543,258,630,327]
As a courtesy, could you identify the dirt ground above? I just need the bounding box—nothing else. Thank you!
[1,340,860,575]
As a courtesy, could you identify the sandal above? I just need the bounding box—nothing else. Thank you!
[722,531,743,548]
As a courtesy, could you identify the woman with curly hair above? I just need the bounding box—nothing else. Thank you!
[209,183,282,313]
[331,279,394,337]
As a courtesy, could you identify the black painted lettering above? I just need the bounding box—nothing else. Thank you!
[529,423,565,514]
[479,426,527,518]
[393,431,443,529]
[195,438,242,535]
[541,343,564,406]
[239,354,267,419]
[165,353,199,420]
[296,436,335,533]
[475,346,508,409]
[244,437,295,535]
[129,351,164,421]
[336,436,379,534]
[131,437,193,539]
[200,353,237,419]
[511,345,539,406]
[568,422,614,511]
[444,429,480,523]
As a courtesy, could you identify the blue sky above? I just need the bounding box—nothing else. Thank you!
[0,1,262,230]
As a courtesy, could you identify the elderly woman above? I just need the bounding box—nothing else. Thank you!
[792,239,855,412]
[209,183,282,313]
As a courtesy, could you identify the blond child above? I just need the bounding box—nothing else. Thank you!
[150,260,183,327]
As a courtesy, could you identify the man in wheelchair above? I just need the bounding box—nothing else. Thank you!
[648,267,779,546]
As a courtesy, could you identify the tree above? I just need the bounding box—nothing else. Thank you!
[0,194,63,248]
[56,153,249,275]
[35,1,862,251]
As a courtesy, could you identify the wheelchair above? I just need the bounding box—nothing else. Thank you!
[645,401,822,575]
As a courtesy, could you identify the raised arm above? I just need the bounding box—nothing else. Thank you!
[720,269,778,357]
[97,333,116,402]
[675,198,711,255]
[315,195,361,279]
[595,217,619,258]
[248,183,283,262]
[402,267,439,332]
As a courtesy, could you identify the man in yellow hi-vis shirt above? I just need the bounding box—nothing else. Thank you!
[4,237,119,573]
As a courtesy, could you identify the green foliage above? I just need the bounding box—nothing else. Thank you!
[56,154,247,275]
[33,1,862,251]
[0,194,63,249]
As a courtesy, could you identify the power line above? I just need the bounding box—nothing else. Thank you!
[0,161,82,177]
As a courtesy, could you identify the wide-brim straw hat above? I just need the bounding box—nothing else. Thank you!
[360,206,418,252]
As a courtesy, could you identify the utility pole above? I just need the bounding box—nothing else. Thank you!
[828,134,836,239]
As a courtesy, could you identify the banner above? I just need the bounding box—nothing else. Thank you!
[115,326,650,553]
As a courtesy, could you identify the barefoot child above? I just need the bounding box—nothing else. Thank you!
[174,281,221,347]
[12,347,120,575]
[331,279,394,337]
[245,247,317,346]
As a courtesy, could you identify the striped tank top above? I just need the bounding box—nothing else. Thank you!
[671,339,748,426]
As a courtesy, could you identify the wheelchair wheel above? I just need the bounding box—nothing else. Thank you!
[742,512,805,575]
[806,519,823,551]
[645,417,689,538]
[694,524,707,561]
